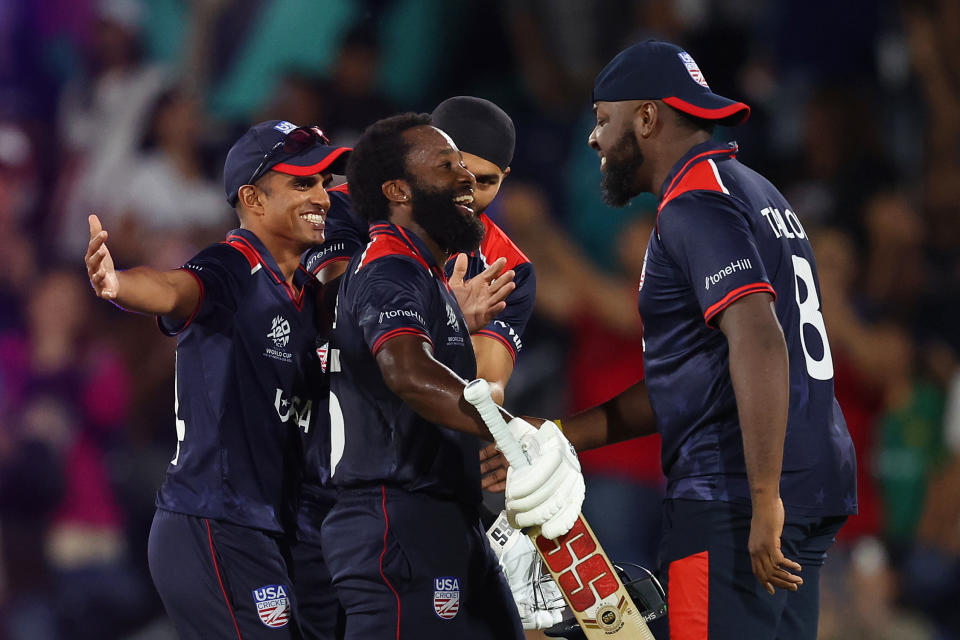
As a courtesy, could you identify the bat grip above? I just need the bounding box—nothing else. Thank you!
[464,379,529,468]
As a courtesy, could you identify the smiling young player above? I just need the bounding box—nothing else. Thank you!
[85,120,350,639]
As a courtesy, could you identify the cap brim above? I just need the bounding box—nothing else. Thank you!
[662,95,750,126]
[271,145,352,177]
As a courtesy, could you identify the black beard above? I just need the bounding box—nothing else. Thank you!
[600,130,644,207]
[409,182,485,255]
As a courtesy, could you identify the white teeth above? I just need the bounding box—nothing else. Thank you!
[301,213,324,224]
[453,195,474,204]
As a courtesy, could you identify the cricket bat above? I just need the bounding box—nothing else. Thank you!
[464,379,655,639]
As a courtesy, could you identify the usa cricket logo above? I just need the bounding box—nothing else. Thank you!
[433,576,461,620]
[678,51,709,88]
[535,517,628,633]
[252,584,290,628]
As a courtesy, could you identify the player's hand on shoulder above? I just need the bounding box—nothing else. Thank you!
[85,214,120,300]
[504,419,585,540]
[449,254,516,333]
[748,497,803,594]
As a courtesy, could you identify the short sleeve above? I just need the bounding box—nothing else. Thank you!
[658,191,775,326]
[158,243,247,335]
[352,257,436,355]
[303,191,368,275]
[475,262,536,360]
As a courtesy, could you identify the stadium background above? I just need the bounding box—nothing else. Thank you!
[1,0,958,638]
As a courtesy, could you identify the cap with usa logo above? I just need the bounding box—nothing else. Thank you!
[592,40,750,126]
[224,120,351,206]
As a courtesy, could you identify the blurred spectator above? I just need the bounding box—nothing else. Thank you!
[0,269,150,639]
[50,0,169,256]
[111,85,230,268]
[0,122,39,332]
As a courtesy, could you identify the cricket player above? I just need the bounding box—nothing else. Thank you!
[85,120,350,639]
[293,98,555,636]
[499,40,858,639]
[317,112,581,639]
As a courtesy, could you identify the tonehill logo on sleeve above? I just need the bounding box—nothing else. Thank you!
[704,258,753,290]
[252,584,290,628]
[433,577,461,620]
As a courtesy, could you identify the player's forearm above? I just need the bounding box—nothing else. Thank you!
[561,380,656,451]
[377,338,504,440]
[113,267,199,320]
[472,335,514,405]
[724,309,790,505]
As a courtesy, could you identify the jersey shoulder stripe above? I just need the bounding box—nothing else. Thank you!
[478,215,530,271]
[659,158,728,210]
[357,228,430,273]
[371,327,433,355]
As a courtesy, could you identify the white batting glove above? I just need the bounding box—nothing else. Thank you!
[486,510,565,630]
[504,420,585,539]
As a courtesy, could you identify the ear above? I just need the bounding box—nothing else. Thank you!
[501,167,511,180]
[382,179,411,204]
[237,184,266,216]
[634,101,659,139]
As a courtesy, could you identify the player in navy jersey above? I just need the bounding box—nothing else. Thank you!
[293,98,555,636]
[498,41,858,639]
[316,112,582,639]
[85,119,350,639]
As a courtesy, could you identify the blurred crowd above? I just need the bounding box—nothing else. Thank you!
[0,0,958,638]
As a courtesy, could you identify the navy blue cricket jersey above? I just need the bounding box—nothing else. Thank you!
[156,228,324,533]
[300,189,535,487]
[326,221,481,504]
[638,140,857,517]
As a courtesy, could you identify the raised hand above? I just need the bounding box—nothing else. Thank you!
[748,497,803,594]
[85,214,120,300]
[449,254,516,333]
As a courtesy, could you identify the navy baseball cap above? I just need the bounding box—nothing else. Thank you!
[224,120,352,206]
[593,40,750,126]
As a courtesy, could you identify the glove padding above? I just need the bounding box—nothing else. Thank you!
[504,420,585,539]
[486,510,565,630]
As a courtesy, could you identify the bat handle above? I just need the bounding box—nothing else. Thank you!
[464,379,529,468]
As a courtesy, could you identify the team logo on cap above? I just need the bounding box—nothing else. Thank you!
[273,120,297,134]
[678,51,709,88]
[252,584,290,628]
[433,577,461,619]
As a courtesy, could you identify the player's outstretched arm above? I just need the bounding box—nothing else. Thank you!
[449,254,516,333]
[718,291,803,595]
[85,214,201,323]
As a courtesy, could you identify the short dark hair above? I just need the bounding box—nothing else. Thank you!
[346,112,432,222]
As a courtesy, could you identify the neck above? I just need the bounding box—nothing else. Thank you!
[650,131,713,199]
[241,224,305,284]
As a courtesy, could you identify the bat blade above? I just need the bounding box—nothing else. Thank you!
[464,378,655,639]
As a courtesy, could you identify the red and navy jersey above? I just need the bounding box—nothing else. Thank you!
[326,222,481,504]
[639,140,856,517]
[156,229,324,533]
[442,214,535,362]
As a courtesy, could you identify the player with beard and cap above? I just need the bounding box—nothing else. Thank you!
[292,98,556,635]
[493,40,858,639]
[316,113,583,639]
[85,120,351,638]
